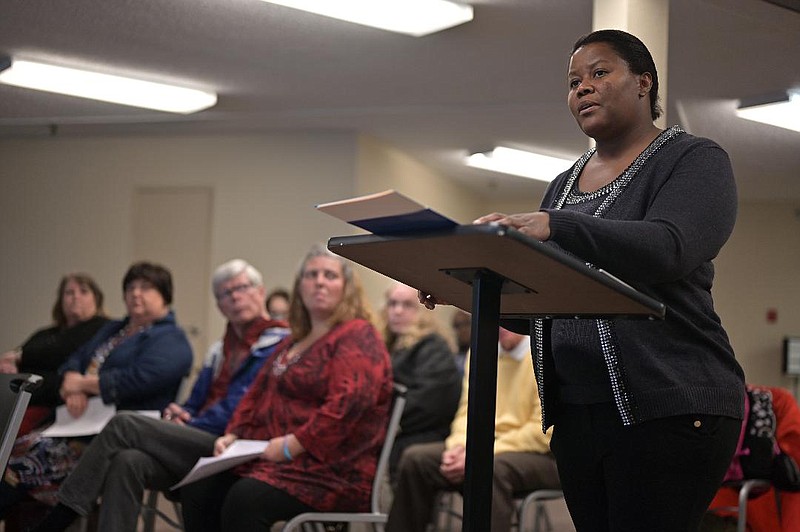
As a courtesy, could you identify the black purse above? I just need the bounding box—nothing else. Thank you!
[772,451,800,492]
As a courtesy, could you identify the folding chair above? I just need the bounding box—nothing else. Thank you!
[141,489,185,531]
[517,489,564,532]
[707,479,774,532]
[432,488,563,532]
[0,373,42,471]
[279,383,407,532]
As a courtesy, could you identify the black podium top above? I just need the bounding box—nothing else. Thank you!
[328,224,664,320]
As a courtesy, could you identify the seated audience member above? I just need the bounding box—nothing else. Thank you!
[450,309,471,375]
[0,273,109,434]
[266,287,290,320]
[387,328,560,532]
[180,243,393,531]
[703,384,800,532]
[31,259,290,532]
[381,282,461,479]
[0,261,193,517]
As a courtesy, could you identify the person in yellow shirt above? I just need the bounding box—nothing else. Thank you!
[387,327,560,532]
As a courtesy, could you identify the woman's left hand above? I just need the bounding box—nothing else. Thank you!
[264,435,303,463]
[60,371,85,396]
[474,211,551,241]
[262,438,284,462]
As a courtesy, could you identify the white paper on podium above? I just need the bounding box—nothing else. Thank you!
[171,439,269,490]
[41,396,116,437]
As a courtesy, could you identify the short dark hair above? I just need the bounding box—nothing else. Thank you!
[572,29,662,121]
[122,261,173,305]
[266,288,290,309]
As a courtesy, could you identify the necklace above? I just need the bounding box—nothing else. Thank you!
[271,344,303,376]
[272,327,329,376]
[86,323,149,375]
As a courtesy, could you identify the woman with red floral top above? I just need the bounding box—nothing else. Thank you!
[180,243,393,531]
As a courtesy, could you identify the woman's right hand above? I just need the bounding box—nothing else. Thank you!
[60,370,85,397]
[214,433,237,456]
[0,349,20,374]
[65,392,89,418]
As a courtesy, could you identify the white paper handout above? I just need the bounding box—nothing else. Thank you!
[41,396,116,437]
[171,439,269,490]
[316,189,457,236]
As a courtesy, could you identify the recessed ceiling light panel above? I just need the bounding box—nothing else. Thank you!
[260,0,473,37]
[736,90,800,133]
[466,147,574,183]
[0,57,217,114]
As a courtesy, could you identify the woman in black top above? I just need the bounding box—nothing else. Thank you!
[0,273,108,424]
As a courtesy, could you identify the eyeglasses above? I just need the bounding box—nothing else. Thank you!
[217,283,254,301]
[387,299,419,310]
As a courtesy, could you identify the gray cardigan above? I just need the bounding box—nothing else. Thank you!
[509,127,745,430]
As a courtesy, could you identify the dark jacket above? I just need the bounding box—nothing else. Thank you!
[389,332,461,477]
[183,323,289,435]
[59,310,192,411]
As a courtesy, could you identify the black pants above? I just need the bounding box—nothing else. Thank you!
[551,402,740,532]
[181,472,315,532]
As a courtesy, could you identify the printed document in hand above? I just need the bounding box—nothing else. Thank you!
[171,439,269,490]
[316,189,458,236]
[41,396,116,437]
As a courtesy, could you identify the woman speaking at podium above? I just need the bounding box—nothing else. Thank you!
[428,29,744,532]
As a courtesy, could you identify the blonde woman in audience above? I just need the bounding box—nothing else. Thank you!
[381,282,461,480]
[180,244,393,531]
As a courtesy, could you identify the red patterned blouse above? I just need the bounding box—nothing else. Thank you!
[225,318,393,512]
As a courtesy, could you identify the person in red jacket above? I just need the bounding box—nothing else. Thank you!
[705,385,800,532]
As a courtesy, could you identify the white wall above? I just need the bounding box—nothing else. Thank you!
[2,132,798,395]
[714,201,800,390]
[354,136,485,332]
[0,132,358,353]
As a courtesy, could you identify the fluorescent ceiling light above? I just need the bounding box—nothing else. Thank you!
[259,0,473,37]
[466,147,574,183]
[736,90,800,133]
[0,57,217,114]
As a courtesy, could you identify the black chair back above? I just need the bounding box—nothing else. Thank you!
[0,373,42,471]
